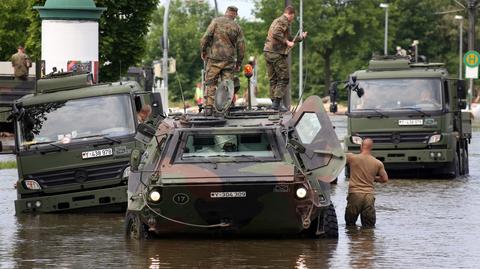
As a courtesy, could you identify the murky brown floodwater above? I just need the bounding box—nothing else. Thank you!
[1,116,480,268]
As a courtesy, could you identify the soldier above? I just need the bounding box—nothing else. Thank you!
[264,6,307,111]
[200,6,245,116]
[11,45,32,81]
[345,138,388,228]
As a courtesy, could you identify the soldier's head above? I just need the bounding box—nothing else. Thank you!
[17,44,25,53]
[283,6,296,22]
[361,138,374,153]
[225,6,238,19]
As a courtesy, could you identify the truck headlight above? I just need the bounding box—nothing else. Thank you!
[122,166,131,179]
[351,135,363,145]
[24,180,42,190]
[296,187,307,199]
[149,190,161,202]
[428,134,442,144]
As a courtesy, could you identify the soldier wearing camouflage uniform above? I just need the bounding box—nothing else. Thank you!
[264,6,307,111]
[345,139,388,228]
[200,6,245,116]
[10,45,31,81]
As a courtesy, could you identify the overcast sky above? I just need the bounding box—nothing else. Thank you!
[208,0,256,20]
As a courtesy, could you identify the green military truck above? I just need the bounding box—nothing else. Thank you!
[12,73,163,213]
[330,57,471,178]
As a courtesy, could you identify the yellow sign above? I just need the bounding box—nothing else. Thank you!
[464,51,480,67]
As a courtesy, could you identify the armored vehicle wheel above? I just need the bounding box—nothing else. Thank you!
[306,204,339,239]
[125,212,151,240]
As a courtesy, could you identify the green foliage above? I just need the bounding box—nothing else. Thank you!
[0,160,17,170]
[96,0,158,82]
[0,0,31,60]
[144,0,216,102]
[25,0,46,61]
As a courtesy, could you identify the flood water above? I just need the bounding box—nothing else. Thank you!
[1,115,480,268]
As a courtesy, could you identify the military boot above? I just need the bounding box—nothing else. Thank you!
[204,106,213,117]
[271,98,281,110]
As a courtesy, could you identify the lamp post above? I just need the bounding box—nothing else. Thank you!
[455,15,464,80]
[380,3,389,55]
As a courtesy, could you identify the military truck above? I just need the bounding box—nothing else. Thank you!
[125,96,345,239]
[12,73,163,213]
[330,56,471,177]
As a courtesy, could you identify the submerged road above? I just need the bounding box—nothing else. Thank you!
[0,115,479,268]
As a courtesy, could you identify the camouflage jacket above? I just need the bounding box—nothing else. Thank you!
[11,52,31,78]
[200,15,245,65]
[263,15,303,55]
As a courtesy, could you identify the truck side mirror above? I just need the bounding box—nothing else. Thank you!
[135,123,156,144]
[457,80,466,99]
[329,82,339,113]
[150,92,164,118]
[346,75,364,98]
[130,149,141,171]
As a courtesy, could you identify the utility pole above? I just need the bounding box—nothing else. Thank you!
[467,0,478,108]
[285,0,292,109]
[214,0,219,16]
[162,0,170,115]
[298,0,303,105]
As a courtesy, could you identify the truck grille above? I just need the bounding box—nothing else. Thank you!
[29,161,129,188]
[356,132,434,144]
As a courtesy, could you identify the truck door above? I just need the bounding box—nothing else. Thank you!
[286,96,345,183]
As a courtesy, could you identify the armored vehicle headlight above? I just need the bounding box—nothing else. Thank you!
[35,201,42,208]
[24,180,42,190]
[296,187,307,199]
[351,136,363,145]
[123,166,131,179]
[149,190,161,202]
[428,134,442,144]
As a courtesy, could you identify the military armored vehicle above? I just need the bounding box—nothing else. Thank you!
[12,73,163,213]
[330,56,471,177]
[125,95,345,239]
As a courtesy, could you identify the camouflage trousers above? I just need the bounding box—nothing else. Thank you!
[204,59,235,107]
[265,51,289,99]
[345,192,376,228]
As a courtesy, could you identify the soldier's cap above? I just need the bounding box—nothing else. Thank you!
[17,44,24,49]
[227,6,238,13]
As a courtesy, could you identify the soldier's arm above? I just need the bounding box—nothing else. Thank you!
[375,163,389,183]
[271,20,288,44]
[236,27,245,68]
[346,153,353,164]
[200,20,216,57]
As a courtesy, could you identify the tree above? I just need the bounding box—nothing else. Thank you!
[25,0,45,61]
[96,0,158,82]
[0,0,31,61]
[144,0,216,102]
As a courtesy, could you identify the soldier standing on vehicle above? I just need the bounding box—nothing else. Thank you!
[264,6,307,111]
[10,45,32,81]
[345,138,388,228]
[200,6,245,116]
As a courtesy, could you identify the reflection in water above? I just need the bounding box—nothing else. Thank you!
[1,117,480,268]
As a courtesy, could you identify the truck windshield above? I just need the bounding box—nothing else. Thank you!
[18,94,135,149]
[350,78,443,113]
[177,131,279,162]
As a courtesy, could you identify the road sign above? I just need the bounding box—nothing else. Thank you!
[465,66,478,79]
[464,50,480,68]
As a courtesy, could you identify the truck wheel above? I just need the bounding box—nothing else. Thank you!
[462,146,469,175]
[321,204,339,239]
[448,154,460,179]
[125,212,151,240]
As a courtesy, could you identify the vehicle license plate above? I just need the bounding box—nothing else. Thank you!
[210,191,247,198]
[81,148,113,159]
[398,119,423,126]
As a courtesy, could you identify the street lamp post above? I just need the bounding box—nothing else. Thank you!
[380,3,389,55]
[455,15,464,80]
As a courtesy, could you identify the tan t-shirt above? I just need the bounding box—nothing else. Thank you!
[347,153,385,194]
[11,52,30,78]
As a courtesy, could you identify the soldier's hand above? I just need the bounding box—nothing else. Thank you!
[302,32,308,39]
[286,40,295,48]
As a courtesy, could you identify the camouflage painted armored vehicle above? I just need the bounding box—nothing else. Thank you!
[330,56,471,178]
[126,96,345,239]
[12,73,163,213]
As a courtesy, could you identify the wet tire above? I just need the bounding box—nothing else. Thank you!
[125,212,151,240]
[306,204,339,239]
[321,204,339,239]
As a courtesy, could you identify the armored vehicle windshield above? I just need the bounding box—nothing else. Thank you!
[18,94,135,150]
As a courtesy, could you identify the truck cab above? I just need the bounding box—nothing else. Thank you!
[331,57,471,177]
[13,73,163,213]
